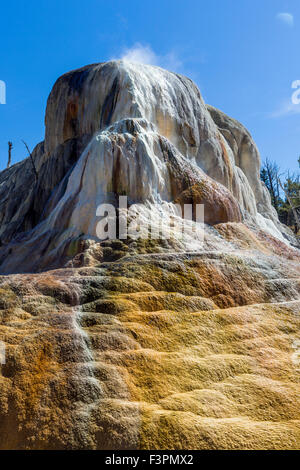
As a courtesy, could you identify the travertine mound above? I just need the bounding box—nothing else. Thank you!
[0,61,292,273]
[0,62,299,449]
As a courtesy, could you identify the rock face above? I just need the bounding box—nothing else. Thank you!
[0,61,299,449]
[207,105,279,225]
[0,61,290,273]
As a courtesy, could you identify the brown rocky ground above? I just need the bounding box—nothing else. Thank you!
[0,223,299,449]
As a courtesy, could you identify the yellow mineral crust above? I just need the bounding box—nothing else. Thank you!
[0,226,300,449]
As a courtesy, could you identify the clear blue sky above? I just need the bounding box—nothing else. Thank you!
[0,0,300,173]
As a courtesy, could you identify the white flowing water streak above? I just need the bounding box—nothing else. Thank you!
[24,61,295,249]
[256,213,287,242]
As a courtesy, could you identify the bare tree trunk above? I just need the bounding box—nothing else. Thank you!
[22,140,38,182]
[7,142,13,168]
[265,160,279,212]
[278,178,300,234]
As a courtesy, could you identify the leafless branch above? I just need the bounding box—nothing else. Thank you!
[22,140,38,182]
[278,177,300,230]
[7,142,13,169]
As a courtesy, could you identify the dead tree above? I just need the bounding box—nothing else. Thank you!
[7,142,13,168]
[278,177,300,234]
[22,140,38,182]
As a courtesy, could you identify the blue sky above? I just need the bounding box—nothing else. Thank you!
[0,0,300,173]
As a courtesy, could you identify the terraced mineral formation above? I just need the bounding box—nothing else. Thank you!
[0,61,299,449]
